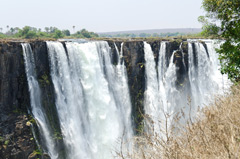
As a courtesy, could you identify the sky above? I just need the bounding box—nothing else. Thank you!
[0,0,204,33]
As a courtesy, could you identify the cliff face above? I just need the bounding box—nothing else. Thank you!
[0,39,189,158]
[0,42,28,121]
[0,41,64,159]
[0,42,37,159]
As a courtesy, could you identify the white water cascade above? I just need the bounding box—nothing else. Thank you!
[144,40,230,136]
[23,39,231,159]
[22,43,58,159]
[188,40,229,109]
[47,41,132,159]
[143,42,162,132]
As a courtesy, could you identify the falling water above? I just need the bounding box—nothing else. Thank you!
[111,42,133,140]
[144,41,182,135]
[144,40,230,136]
[188,40,229,108]
[143,42,161,132]
[47,41,132,159]
[22,43,58,159]
[23,39,230,158]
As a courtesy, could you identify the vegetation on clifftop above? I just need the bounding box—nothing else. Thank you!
[99,32,192,38]
[0,26,99,39]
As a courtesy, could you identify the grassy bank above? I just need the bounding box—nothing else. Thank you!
[119,84,240,159]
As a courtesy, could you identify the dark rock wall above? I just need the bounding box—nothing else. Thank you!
[0,42,39,159]
[0,41,65,159]
[0,42,29,121]
[122,41,146,132]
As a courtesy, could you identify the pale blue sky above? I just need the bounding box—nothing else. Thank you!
[0,0,204,32]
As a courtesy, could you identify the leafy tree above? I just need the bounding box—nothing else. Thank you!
[80,29,91,38]
[49,27,58,33]
[74,31,85,38]
[53,29,64,39]
[37,31,50,38]
[17,26,37,39]
[201,0,240,82]
[72,29,98,38]
[62,29,70,36]
[8,27,20,35]
[45,27,50,33]
[198,16,220,37]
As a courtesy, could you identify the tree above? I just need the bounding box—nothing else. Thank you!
[53,29,64,39]
[62,29,70,36]
[17,26,37,39]
[49,27,58,33]
[198,16,220,37]
[139,33,148,38]
[45,27,50,33]
[72,29,98,38]
[201,0,240,82]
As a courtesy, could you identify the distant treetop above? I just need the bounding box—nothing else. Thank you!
[0,26,99,39]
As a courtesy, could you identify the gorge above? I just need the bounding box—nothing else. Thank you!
[0,39,229,159]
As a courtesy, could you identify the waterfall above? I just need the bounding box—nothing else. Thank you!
[22,43,58,159]
[111,42,133,140]
[22,39,230,158]
[188,40,229,109]
[47,41,132,159]
[144,40,230,136]
[143,42,161,132]
[144,41,182,135]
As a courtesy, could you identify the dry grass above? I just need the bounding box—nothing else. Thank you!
[117,84,240,159]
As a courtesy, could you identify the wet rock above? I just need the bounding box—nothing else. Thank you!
[0,115,39,159]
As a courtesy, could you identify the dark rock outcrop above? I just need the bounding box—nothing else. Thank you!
[0,115,41,159]
[0,41,65,159]
[0,41,39,159]
[0,42,29,122]
[122,41,146,132]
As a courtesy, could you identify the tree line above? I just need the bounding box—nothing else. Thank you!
[99,32,187,38]
[0,26,99,39]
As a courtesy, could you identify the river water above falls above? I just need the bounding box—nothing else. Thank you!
[22,39,230,159]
